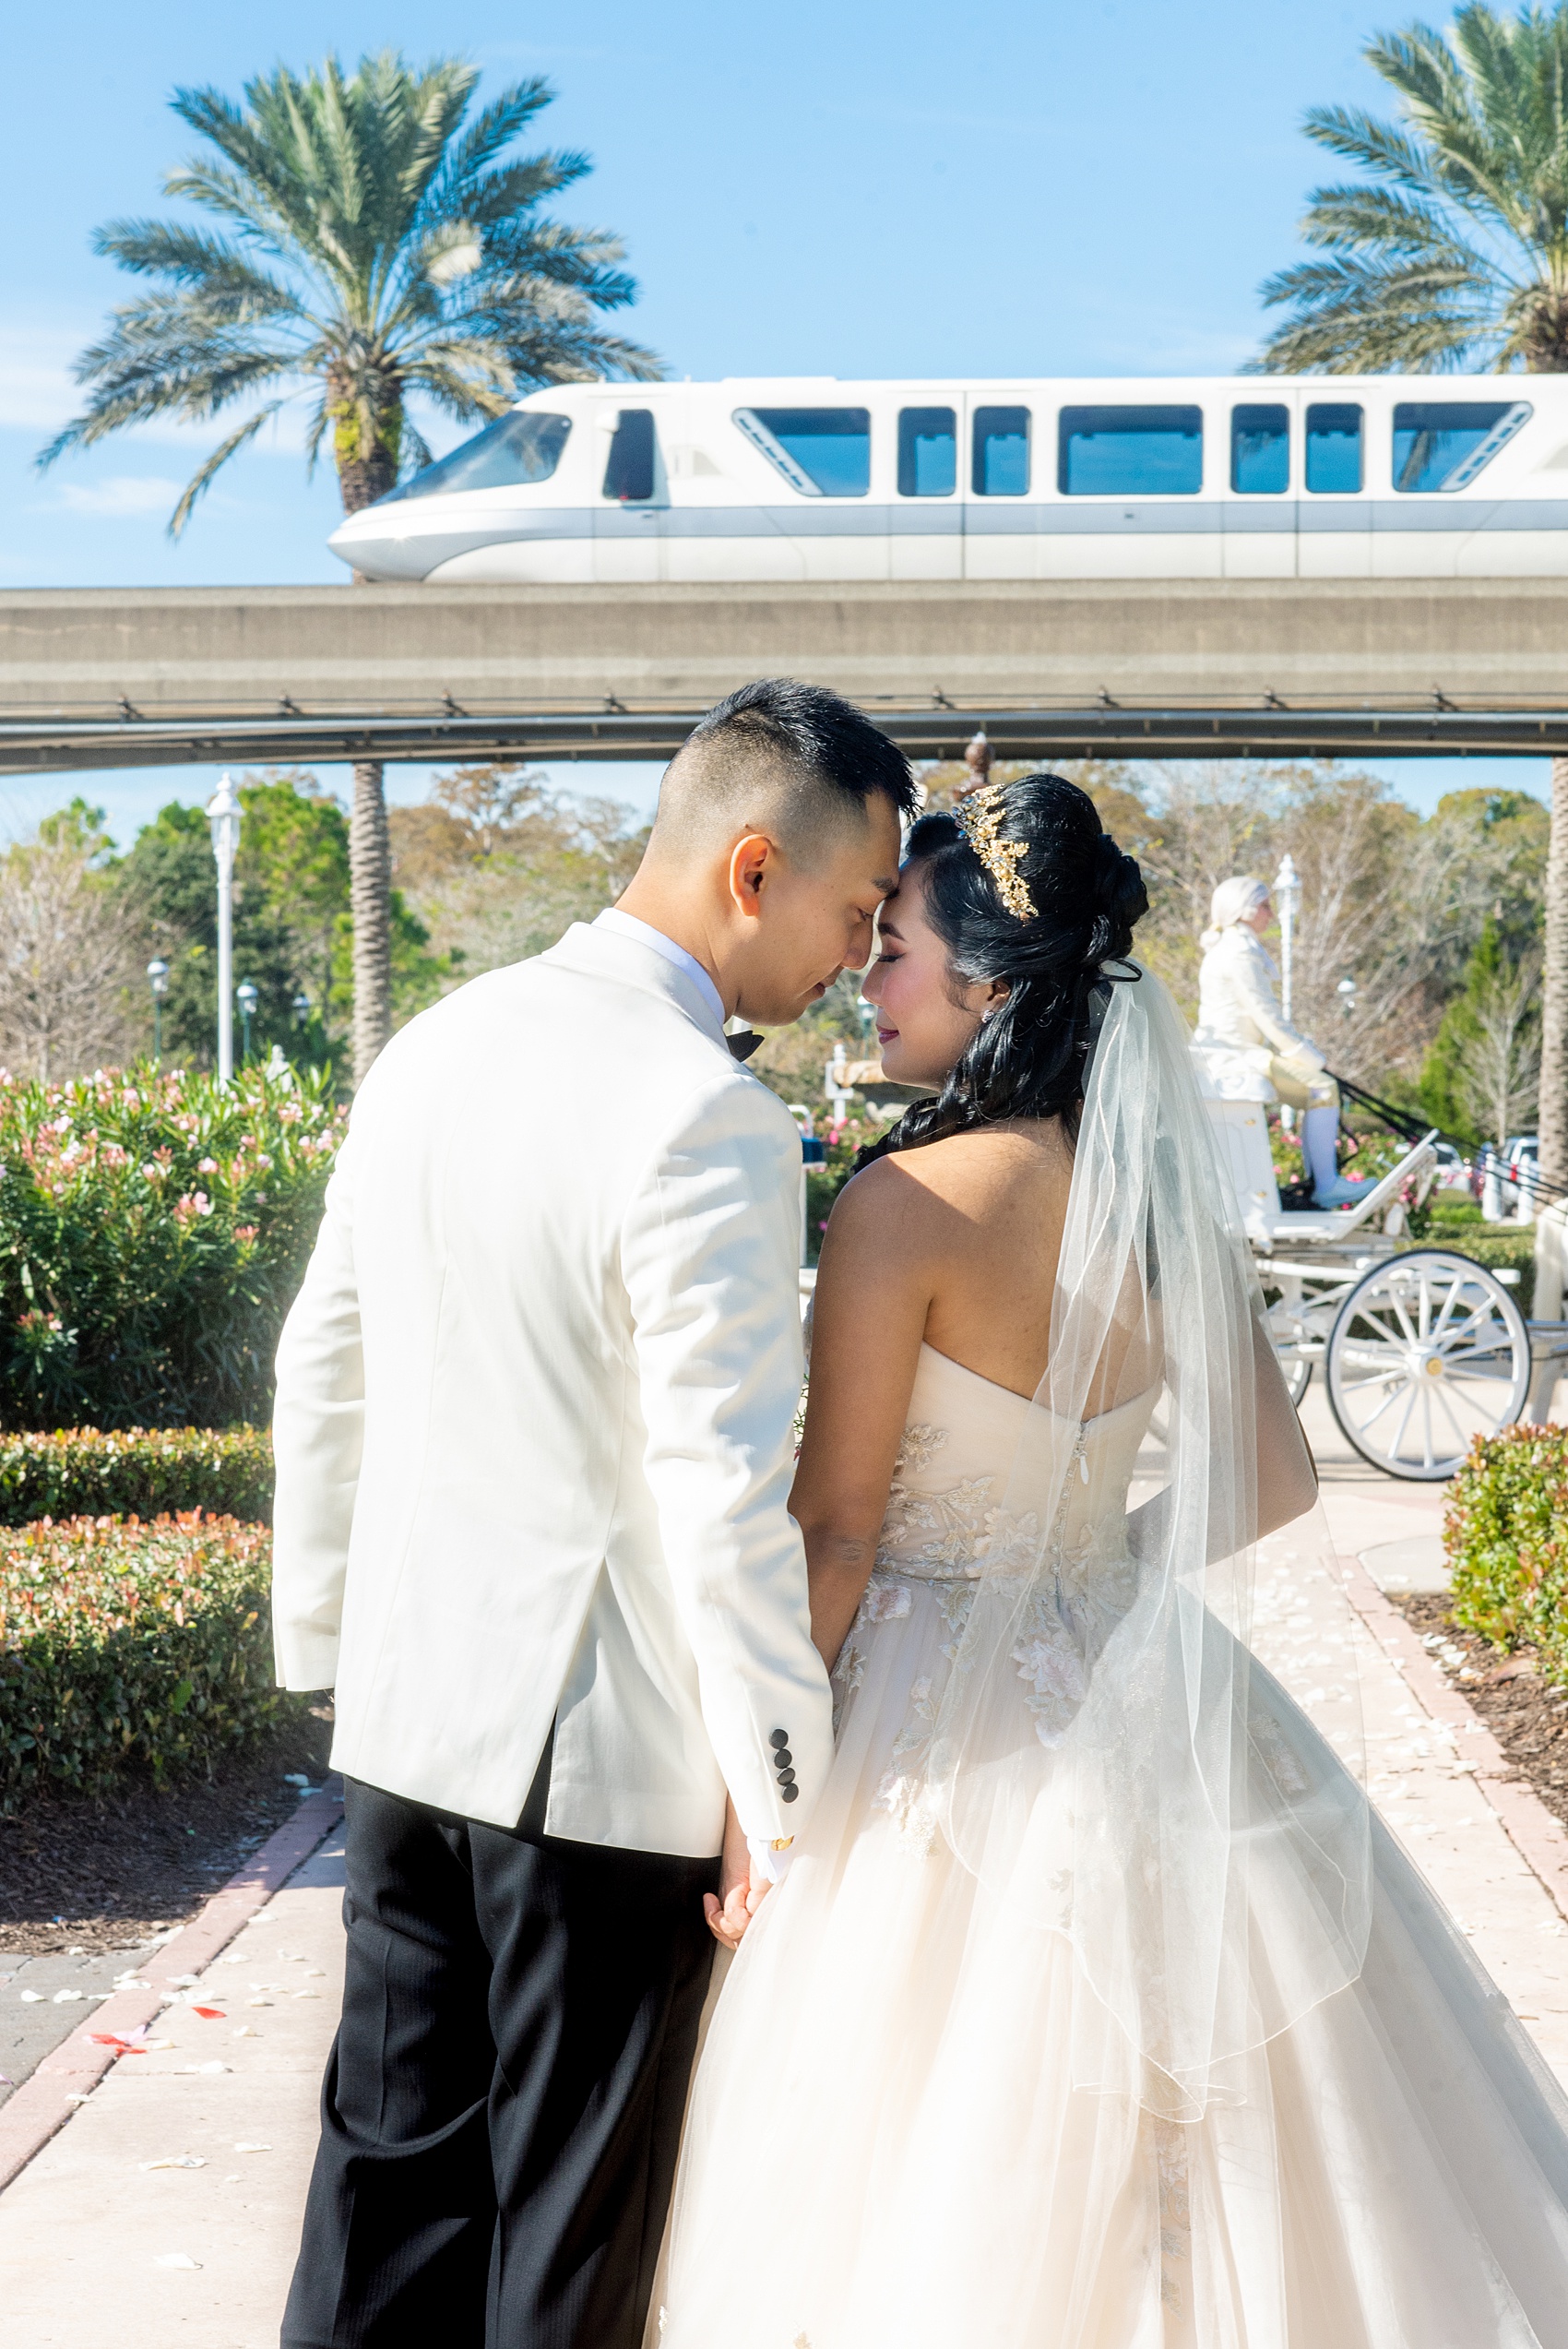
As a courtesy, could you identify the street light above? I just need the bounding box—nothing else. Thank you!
[291,989,312,1032]
[147,959,169,1066]
[236,980,259,1064]
[1272,853,1301,1024]
[207,774,242,1084]
[1336,974,1358,1021]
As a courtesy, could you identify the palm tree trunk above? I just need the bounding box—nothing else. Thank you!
[350,759,392,1086]
[1539,755,1568,1198]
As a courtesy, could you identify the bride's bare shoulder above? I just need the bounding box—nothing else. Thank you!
[829,1123,1071,1258]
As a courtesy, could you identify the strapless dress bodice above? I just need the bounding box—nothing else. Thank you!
[874,1342,1157,1586]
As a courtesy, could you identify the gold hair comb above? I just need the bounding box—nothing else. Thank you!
[955,782,1034,921]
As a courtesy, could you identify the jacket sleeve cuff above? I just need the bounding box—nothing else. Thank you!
[274,1625,340,1692]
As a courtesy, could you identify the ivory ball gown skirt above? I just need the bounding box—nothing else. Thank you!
[649,1346,1568,2349]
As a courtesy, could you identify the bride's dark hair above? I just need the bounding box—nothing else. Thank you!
[856,771,1147,1168]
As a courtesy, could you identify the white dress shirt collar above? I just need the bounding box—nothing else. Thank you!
[593,908,727,1032]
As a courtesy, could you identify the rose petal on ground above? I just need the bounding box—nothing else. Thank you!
[52,1989,84,2003]
[152,2251,201,2269]
[232,2141,271,2152]
[140,2155,206,2171]
[190,2007,225,2020]
[18,1991,43,2004]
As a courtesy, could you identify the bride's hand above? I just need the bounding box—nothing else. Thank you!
[704,1800,767,1949]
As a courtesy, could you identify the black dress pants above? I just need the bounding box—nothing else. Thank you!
[280,1759,719,2349]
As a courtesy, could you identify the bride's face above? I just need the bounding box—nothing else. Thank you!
[862,861,1006,1087]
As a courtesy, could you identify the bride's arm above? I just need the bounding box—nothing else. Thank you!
[791,1160,934,1670]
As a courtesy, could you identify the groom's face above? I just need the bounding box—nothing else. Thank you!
[731,795,902,1028]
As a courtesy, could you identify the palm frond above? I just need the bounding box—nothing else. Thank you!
[168,400,289,536]
[92,220,302,315]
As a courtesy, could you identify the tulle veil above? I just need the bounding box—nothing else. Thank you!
[927,958,1372,2123]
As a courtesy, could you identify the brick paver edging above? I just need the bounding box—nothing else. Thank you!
[0,1779,344,2193]
[1338,1556,1568,1924]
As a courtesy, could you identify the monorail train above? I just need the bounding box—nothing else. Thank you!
[328,375,1568,585]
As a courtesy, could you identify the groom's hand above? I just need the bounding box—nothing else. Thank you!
[704,1802,769,1949]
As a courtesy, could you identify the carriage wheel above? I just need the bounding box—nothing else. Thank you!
[1325,1249,1529,1481]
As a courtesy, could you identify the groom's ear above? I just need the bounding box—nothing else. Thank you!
[727,831,777,919]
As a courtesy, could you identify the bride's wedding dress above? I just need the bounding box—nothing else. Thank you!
[652,1341,1568,2348]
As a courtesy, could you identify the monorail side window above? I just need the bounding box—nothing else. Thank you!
[603,410,657,502]
[1058,406,1202,495]
[378,411,572,504]
[1392,400,1532,492]
[734,408,872,495]
[898,408,956,496]
[1231,405,1289,495]
[1305,405,1362,494]
[972,407,1030,495]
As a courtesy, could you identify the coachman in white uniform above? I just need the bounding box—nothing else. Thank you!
[1194,876,1372,1209]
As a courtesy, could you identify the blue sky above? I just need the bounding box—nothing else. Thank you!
[0,0,1551,845]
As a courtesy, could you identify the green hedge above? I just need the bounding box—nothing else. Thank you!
[0,1059,344,1428]
[0,1426,273,1528]
[0,1511,287,1805]
[1444,1424,1568,1684]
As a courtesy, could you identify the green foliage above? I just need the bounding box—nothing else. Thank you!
[0,1426,272,1528]
[0,1060,343,1428]
[1445,1424,1568,1683]
[38,49,659,530]
[116,774,451,1076]
[1420,916,1540,1148]
[0,1512,287,1803]
[1257,4,1568,373]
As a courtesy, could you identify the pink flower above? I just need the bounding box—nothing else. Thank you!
[197,1157,218,1173]
[233,1224,259,1245]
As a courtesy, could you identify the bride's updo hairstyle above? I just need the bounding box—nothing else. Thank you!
[861,772,1147,1166]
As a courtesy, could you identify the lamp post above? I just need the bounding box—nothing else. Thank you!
[1273,853,1301,1025]
[207,774,241,1084]
[236,980,258,1064]
[291,988,312,1033]
[1336,974,1358,1023]
[147,959,169,1066]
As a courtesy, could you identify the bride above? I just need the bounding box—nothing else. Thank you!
[651,772,1568,2348]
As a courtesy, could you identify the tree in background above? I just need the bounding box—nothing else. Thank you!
[389,763,648,976]
[38,51,659,1088]
[1420,916,1542,1145]
[119,773,449,1074]
[1254,0,1568,1197]
[0,805,138,1079]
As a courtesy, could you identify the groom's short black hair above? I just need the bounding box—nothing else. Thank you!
[654,679,917,858]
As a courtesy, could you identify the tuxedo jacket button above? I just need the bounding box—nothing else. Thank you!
[773,1747,792,1770]
[780,1783,800,1802]
[769,1729,790,1749]
[777,1767,796,1786]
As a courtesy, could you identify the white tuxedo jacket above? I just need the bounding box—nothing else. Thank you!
[270,920,835,1854]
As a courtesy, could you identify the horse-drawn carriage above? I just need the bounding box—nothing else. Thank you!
[1201,1080,1568,1481]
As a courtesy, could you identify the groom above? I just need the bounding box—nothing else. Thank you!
[271,678,913,2349]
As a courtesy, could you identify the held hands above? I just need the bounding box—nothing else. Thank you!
[704,1801,772,1950]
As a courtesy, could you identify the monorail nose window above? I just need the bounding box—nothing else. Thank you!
[1393,399,1532,491]
[1058,406,1202,495]
[1231,405,1289,495]
[378,410,572,503]
[1305,405,1362,494]
[733,407,871,495]
[972,407,1030,495]
[603,410,658,502]
[898,408,956,496]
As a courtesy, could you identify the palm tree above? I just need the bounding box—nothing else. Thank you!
[1255,3,1568,1205]
[39,50,659,1086]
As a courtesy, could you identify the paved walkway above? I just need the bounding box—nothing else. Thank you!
[1,1390,1566,2342]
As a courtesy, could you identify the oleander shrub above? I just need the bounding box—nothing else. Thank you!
[0,1058,344,1428]
[0,1511,287,1805]
[1444,1424,1568,1684]
[0,1425,273,1527]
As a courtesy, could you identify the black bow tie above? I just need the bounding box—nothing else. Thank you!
[727,1029,763,1063]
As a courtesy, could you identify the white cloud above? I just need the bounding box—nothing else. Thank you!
[0,322,80,431]
[52,475,184,518]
